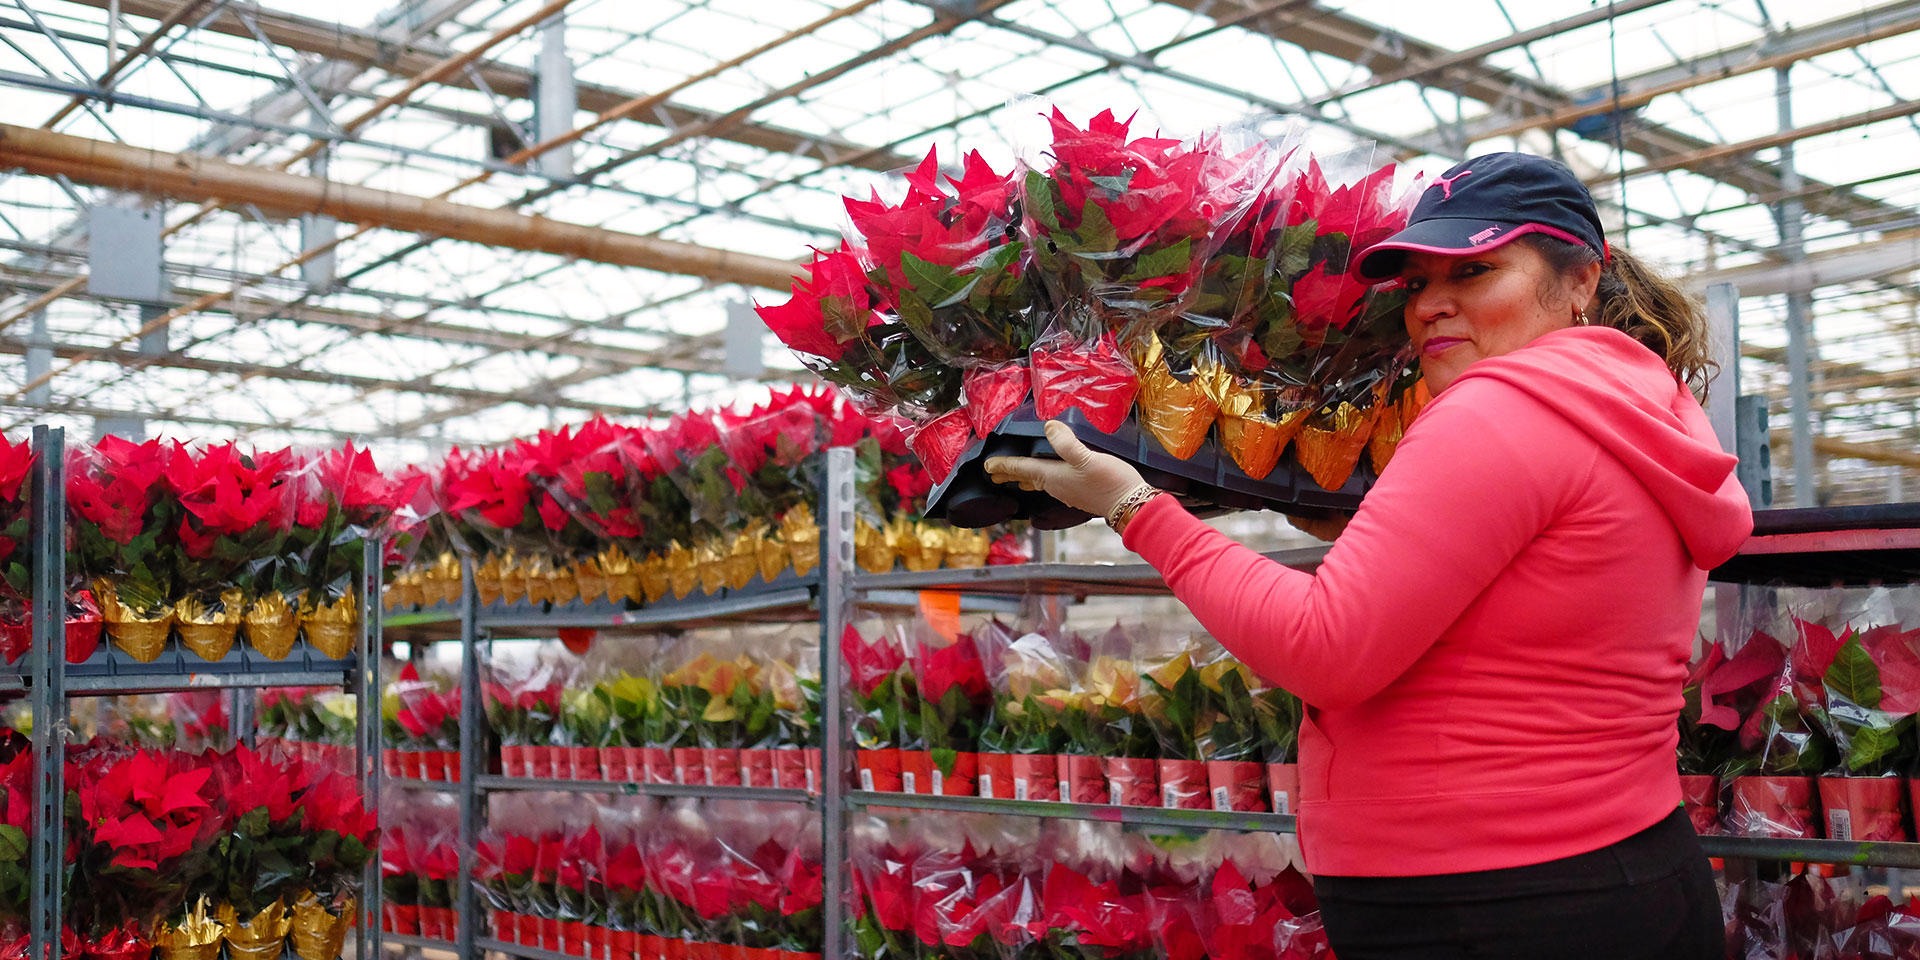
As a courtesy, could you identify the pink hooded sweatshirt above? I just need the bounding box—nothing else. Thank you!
[1123,326,1754,876]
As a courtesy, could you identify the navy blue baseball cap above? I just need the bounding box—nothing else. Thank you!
[1351,152,1609,282]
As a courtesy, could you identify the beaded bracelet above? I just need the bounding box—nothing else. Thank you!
[1106,484,1163,536]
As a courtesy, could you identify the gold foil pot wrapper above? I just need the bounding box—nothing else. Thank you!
[383,569,421,611]
[665,543,697,599]
[245,592,299,661]
[428,552,462,606]
[499,552,529,606]
[1132,339,1224,460]
[944,527,990,569]
[176,589,243,662]
[573,557,610,605]
[474,553,506,607]
[98,580,174,663]
[724,528,758,591]
[635,550,668,604]
[753,521,789,582]
[694,539,727,595]
[531,554,579,606]
[854,518,896,575]
[1296,401,1382,492]
[782,503,820,577]
[299,591,358,660]
[1214,379,1309,481]
[523,553,554,606]
[898,519,948,573]
[220,899,290,960]
[290,893,354,960]
[156,898,224,960]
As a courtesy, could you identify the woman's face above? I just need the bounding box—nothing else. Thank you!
[1400,242,1598,393]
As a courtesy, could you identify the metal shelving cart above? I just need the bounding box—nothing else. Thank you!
[19,425,385,960]
[369,447,1920,960]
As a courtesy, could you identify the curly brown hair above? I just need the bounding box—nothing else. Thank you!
[1519,234,1717,398]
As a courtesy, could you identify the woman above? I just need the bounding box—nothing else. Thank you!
[984,152,1752,959]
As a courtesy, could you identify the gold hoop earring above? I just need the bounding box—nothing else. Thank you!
[1575,310,1590,326]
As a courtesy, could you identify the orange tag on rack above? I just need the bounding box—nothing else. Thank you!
[918,591,961,641]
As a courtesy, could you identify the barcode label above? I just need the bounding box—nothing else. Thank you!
[1109,782,1122,805]
[859,768,874,792]
[1272,791,1290,815]
[1058,780,1070,801]
[1828,808,1853,841]
[1164,785,1179,808]
[902,771,916,794]
[1212,786,1231,812]
[805,768,817,793]
[978,775,993,798]
[740,765,751,784]
[931,770,944,794]
[1014,778,1028,801]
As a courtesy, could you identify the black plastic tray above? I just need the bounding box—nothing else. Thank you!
[924,403,1375,528]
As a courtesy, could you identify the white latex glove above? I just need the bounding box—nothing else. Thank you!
[982,421,1148,519]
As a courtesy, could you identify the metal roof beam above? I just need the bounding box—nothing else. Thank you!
[51,0,911,172]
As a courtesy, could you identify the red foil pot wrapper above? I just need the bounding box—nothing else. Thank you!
[446,751,462,782]
[640,934,666,960]
[964,364,1029,438]
[705,748,743,786]
[601,749,627,782]
[1106,757,1159,807]
[1819,777,1909,842]
[1158,759,1209,810]
[1032,335,1139,434]
[490,910,514,942]
[910,410,975,484]
[673,747,707,785]
[1267,763,1300,816]
[774,749,806,790]
[856,749,902,792]
[422,751,448,782]
[517,913,541,946]
[1064,755,1106,804]
[541,917,563,952]
[611,931,638,960]
[65,615,102,663]
[1678,775,1720,834]
[563,920,588,956]
[1011,754,1059,801]
[932,751,978,796]
[571,746,603,781]
[401,751,425,779]
[1206,760,1265,812]
[976,753,1014,798]
[391,905,421,936]
[1730,775,1816,839]
[739,748,776,787]
[528,745,558,780]
[642,747,674,785]
[84,927,150,960]
[588,926,611,960]
[499,745,525,777]
[899,749,934,795]
[383,750,403,778]
[0,622,26,665]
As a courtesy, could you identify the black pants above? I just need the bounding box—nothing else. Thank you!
[1313,808,1723,959]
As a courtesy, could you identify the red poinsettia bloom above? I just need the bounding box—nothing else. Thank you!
[754,248,879,362]
[843,626,907,697]
[0,437,34,504]
[439,448,533,531]
[917,638,990,704]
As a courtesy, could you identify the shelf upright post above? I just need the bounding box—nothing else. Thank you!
[819,448,854,960]
[27,426,63,960]
[359,537,385,960]
[455,557,483,960]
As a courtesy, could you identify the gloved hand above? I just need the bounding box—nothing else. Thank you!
[983,421,1149,519]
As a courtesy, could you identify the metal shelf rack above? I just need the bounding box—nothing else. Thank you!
[19,426,384,960]
[378,447,1920,960]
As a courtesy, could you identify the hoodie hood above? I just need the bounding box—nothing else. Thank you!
[1453,326,1753,568]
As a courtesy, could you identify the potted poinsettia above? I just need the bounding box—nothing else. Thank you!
[913,624,993,797]
[1678,644,1740,833]
[1141,645,1209,809]
[1056,635,1156,806]
[844,624,913,793]
[1702,628,1832,838]
[1792,616,1920,841]
[67,438,177,663]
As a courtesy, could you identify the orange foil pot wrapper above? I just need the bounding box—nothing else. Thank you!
[1295,400,1380,492]
[1211,378,1308,480]
[1132,338,1223,460]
